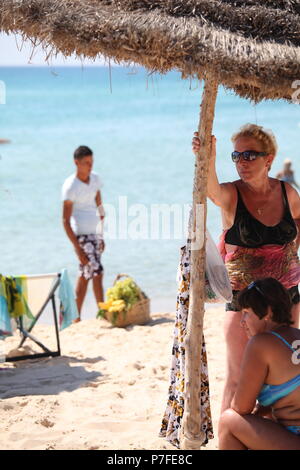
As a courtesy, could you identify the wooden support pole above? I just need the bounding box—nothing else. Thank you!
[180,75,218,450]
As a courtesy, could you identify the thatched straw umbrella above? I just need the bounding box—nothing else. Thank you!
[1,0,300,450]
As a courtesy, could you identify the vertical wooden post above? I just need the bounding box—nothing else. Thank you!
[180,75,218,450]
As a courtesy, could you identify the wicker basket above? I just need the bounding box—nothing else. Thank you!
[104,274,151,328]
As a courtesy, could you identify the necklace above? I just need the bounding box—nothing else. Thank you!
[256,191,273,215]
[243,182,272,216]
[256,202,269,216]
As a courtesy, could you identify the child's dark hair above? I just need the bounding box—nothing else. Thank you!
[74,145,93,160]
[238,278,293,325]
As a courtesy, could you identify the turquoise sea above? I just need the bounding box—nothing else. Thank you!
[0,66,300,318]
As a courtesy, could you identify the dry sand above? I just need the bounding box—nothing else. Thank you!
[0,307,225,450]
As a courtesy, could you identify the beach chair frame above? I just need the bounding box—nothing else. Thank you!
[5,273,61,362]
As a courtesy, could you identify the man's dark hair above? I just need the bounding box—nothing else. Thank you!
[238,278,293,325]
[74,145,93,160]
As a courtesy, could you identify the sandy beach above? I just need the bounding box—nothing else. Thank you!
[0,307,225,451]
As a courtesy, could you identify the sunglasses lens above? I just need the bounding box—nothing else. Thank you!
[243,152,256,161]
[246,153,257,161]
[231,151,263,162]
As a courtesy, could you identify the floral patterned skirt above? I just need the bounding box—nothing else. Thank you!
[76,234,104,280]
[159,245,214,448]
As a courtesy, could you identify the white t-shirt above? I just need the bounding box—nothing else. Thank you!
[62,172,103,235]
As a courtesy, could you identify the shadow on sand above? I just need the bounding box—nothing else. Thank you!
[0,353,105,399]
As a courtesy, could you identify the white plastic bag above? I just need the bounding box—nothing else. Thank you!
[176,230,232,304]
[205,230,232,303]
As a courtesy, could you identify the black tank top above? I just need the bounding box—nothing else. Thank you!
[224,181,297,248]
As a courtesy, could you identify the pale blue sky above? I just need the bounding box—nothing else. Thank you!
[0,32,109,66]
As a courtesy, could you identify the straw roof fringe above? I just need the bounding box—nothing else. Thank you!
[110,0,300,45]
[1,0,300,102]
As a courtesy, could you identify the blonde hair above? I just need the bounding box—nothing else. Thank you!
[231,123,278,157]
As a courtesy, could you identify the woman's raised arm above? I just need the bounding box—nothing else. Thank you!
[192,132,236,211]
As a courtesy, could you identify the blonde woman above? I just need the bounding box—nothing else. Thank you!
[192,124,300,412]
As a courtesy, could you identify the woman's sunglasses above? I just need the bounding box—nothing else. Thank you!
[247,281,264,296]
[231,150,268,163]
